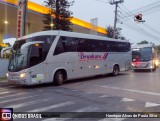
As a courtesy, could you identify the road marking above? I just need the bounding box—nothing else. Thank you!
[42,118,126,121]
[98,118,126,121]
[0,95,39,104]
[86,91,94,94]
[0,92,27,99]
[145,102,160,108]
[28,101,74,112]
[7,98,52,109]
[74,106,100,112]
[101,85,160,96]
[42,118,68,121]
[42,106,100,121]
[121,98,135,102]
[99,95,109,98]
[0,90,16,95]
[0,88,7,91]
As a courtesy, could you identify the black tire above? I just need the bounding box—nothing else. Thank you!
[54,71,64,86]
[112,65,119,76]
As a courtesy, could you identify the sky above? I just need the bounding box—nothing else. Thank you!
[4,0,160,45]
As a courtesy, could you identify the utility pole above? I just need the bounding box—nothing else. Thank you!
[110,0,124,39]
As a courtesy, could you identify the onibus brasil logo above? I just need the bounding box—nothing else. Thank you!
[1,109,12,121]
[78,52,108,61]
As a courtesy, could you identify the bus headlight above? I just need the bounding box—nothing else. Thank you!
[19,73,26,78]
[6,73,8,77]
[132,63,135,67]
[155,60,159,67]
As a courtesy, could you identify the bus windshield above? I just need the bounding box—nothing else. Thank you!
[9,47,29,71]
[132,47,152,62]
[8,35,55,72]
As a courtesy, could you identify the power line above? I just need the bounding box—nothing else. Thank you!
[95,0,110,3]
[118,7,160,42]
[142,23,160,35]
[95,0,160,43]
[119,1,160,20]
[120,21,160,42]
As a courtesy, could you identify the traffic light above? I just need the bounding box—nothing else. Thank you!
[134,14,142,22]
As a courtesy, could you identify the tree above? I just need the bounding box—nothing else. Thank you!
[43,0,74,31]
[106,25,127,40]
[137,40,149,45]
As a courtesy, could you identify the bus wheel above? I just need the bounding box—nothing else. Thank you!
[54,71,64,86]
[112,65,119,76]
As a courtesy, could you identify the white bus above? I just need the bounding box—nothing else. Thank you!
[132,44,158,71]
[7,30,131,85]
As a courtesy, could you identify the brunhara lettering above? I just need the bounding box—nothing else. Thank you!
[78,52,102,60]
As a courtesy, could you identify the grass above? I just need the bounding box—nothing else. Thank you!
[0,76,7,81]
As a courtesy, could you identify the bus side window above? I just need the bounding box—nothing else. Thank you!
[57,36,75,52]
[75,38,86,52]
[29,44,43,67]
[54,37,64,55]
[64,37,75,52]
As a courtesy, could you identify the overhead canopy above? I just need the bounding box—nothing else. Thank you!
[0,0,107,45]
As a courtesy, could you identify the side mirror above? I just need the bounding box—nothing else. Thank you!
[1,46,12,58]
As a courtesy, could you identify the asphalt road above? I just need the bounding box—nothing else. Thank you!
[0,68,160,121]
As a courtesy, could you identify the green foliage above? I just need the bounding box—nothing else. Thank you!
[43,0,74,31]
[137,40,149,45]
[106,25,127,40]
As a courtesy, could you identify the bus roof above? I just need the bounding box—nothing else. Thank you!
[132,44,155,49]
[18,30,130,43]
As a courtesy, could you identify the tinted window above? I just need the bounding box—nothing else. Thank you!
[54,36,76,55]
[75,38,99,52]
[54,36,130,54]
[54,38,64,55]
[29,44,43,67]
[62,37,75,52]
[29,35,54,67]
[34,35,54,59]
[75,38,89,52]
[13,39,26,50]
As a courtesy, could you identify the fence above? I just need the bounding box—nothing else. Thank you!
[0,59,9,78]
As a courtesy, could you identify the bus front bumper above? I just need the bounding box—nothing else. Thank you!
[7,72,31,85]
[132,63,155,70]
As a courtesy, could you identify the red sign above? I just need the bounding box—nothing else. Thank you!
[17,0,28,38]
[17,10,22,38]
